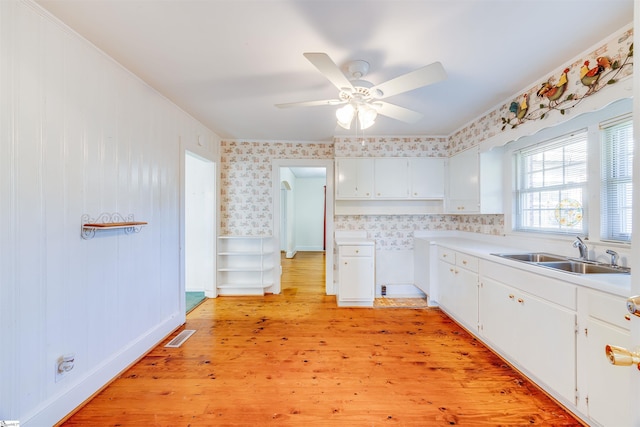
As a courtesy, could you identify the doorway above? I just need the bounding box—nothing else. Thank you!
[272,159,334,295]
[184,151,216,312]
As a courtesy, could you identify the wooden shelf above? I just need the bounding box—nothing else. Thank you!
[81,214,147,239]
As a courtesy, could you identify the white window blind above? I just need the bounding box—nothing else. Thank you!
[601,117,633,242]
[515,131,588,234]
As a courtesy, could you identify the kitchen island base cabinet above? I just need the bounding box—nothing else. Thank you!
[337,243,375,307]
[479,275,576,405]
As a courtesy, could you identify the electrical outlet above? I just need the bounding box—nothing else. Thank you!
[55,353,75,382]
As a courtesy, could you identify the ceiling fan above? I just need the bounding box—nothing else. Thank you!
[275,52,447,130]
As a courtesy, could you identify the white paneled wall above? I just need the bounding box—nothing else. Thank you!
[0,1,218,425]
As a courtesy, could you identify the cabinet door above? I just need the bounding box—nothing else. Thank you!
[410,158,445,199]
[455,266,478,331]
[437,260,455,311]
[447,148,479,212]
[336,158,373,199]
[438,259,477,332]
[339,256,374,300]
[479,276,518,357]
[585,318,631,426]
[518,292,576,403]
[374,158,409,198]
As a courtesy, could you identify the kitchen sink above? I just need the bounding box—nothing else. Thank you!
[493,253,568,263]
[538,261,630,275]
[491,252,630,275]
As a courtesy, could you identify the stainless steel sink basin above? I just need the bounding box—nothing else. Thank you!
[538,261,630,275]
[493,253,568,263]
[491,252,630,275]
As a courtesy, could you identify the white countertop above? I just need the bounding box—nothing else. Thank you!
[422,236,631,297]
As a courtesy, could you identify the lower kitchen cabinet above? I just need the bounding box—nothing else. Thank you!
[437,247,478,332]
[583,290,631,427]
[479,275,576,404]
[337,242,375,307]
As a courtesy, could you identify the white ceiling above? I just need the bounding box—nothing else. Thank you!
[36,0,633,142]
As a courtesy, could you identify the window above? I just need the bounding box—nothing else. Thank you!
[514,131,588,234]
[601,117,633,242]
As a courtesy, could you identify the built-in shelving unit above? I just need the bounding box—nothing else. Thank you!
[81,213,147,240]
[217,236,274,296]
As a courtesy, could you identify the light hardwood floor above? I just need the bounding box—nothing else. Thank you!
[59,251,582,426]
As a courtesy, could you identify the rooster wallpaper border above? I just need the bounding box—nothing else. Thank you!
[502,42,633,130]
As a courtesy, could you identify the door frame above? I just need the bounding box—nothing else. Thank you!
[272,159,334,295]
[180,143,218,320]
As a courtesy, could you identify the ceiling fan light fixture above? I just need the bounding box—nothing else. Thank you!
[336,104,355,129]
[357,105,377,130]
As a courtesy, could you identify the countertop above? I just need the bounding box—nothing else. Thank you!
[421,236,631,297]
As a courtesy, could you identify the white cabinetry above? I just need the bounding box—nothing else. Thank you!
[479,261,577,404]
[437,247,479,332]
[335,158,374,199]
[582,290,631,427]
[217,236,275,296]
[337,241,375,307]
[410,157,445,199]
[446,147,502,214]
[374,158,409,198]
[335,157,445,201]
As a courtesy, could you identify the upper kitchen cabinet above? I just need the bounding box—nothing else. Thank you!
[373,158,409,198]
[446,146,503,214]
[409,157,445,199]
[335,158,374,199]
[335,157,445,201]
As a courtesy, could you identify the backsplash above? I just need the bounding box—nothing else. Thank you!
[335,214,504,250]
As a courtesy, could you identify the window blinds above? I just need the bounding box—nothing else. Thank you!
[601,117,633,242]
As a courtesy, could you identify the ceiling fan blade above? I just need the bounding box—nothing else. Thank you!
[371,61,446,99]
[303,52,354,91]
[374,101,423,123]
[275,99,344,108]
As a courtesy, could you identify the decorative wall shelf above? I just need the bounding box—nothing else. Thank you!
[81,213,147,240]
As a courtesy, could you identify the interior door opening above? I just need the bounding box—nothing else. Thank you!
[273,160,334,295]
[185,151,216,312]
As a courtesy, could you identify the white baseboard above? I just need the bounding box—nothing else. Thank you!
[23,314,183,427]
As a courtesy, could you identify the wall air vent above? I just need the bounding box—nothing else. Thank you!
[164,329,196,348]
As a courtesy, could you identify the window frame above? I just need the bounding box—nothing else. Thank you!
[503,99,632,247]
[513,131,589,235]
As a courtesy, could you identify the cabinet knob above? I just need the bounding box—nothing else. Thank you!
[355,250,359,253]
[517,298,524,304]
[508,294,515,299]
[462,260,467,265]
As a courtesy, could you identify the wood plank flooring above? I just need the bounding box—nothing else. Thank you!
[59,251,582,426]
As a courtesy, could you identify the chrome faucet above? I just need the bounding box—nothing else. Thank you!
[606,249,619,267]
[573,236,589,260]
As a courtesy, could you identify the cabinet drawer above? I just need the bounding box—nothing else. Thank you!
[456,253,478,273]
[438,247,455,264]
[587,291,630,330]
[340,245,373,257]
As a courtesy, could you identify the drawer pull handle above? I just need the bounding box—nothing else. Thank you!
[625,314,631,321]
[508,294,515,300]
[517,298,524,304]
